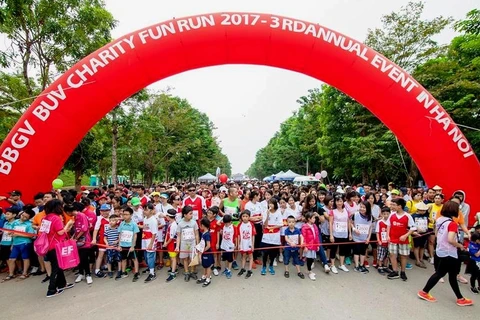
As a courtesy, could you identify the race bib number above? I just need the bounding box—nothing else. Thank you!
[287,234,299,245]
[381,231,387,242]
[356,224,370,235]
[39,220,52,233]
[416,218,428,232]
[225,207,236,215]
[120,230,133,243]
[195,239,205,253]
[14,225,26,233]
[432,211,437,220]
[1,232,12,242]
[182,228,194,241]
[334,222,347,233]
[192,210,199,220]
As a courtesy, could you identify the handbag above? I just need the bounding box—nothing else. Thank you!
[56,238,80,270]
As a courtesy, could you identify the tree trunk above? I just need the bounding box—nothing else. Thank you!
[407,158,419,188]
[111,109,118,186]
[74,165,83,191]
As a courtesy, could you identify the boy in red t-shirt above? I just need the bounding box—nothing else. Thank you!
[164,210,178,283]
[376,207,391,275]
[386,198,416,281]
[206,207,221,276]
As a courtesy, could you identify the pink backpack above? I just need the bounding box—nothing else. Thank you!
[34,233,50,256]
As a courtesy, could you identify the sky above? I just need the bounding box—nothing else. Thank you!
[104,0,475,175]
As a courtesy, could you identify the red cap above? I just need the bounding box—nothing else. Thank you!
[80,186,87,191]
[96,194,107,201]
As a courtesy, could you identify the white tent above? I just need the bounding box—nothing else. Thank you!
[198,173,217,182]
[277,170,302,181]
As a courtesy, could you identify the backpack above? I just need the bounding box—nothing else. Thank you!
[34,232,50,256]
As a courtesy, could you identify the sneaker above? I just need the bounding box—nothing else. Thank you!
[311,262,315,269]
[354,266,362,273]
[372,260,378,268]
[261,267,266,276]
[278,254,284,263]
[86,275,93,285]
[406,263,413,270]
[245,270,253,279]
[387,271,399,280]
[121,272,128,279]
[428,257,434,265]
[75,274,84,283]
[41,275,50,283]
[324,264,330,274]
[132,273,140,282]
[202,279,211,287]
[31,269,46,276]
[345,257,351,265]
[142,268,149,274]
[470,287,479,294]
[308,272,316,281]
[298,272,305,279]
[364,260,370,268]
[359,266,368,274]
[439,277,445,283]
[221,269,228,276]
[144,274,156,283]
[108,271,113,278]
[46,289,64,298]
[330,266,338,274]
[232,261,239,270]
[95,271,106,278]
[166,273,176,282]
[115,271,122,280]
[416,261,427,269]
[339,265,349,272]
[284,271,290,278]
[125,267,132,273]
[58,283,75,290]
[400,271,407,281]
[196,277,206,284]
[417,290,437,302]
[212,267,219,276]
[238,269,246,277]
[225,270,232,279]
[269,266,275,275]
[378,267,386,275]
[189,272,198,280]
[456,298,473,306]
[184,273,190,282]
[458,275,469,284]
[273,259,277,267]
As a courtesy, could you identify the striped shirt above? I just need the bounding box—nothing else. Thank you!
[104,227,119,246]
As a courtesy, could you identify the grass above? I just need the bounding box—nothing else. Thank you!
[57,170,91,188]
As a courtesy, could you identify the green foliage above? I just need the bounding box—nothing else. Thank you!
[57,170,90,188]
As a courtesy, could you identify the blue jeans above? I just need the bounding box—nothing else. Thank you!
[317,236,329,265]
[144,251,156,270]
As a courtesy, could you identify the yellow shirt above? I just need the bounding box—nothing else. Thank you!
[407,200,421,214]
[428,203,443,229]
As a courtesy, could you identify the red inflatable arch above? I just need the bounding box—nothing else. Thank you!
[0,13,479,221]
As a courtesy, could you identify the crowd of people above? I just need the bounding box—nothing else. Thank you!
[0,180,478,306]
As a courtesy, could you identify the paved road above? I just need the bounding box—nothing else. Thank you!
[1,262,477,320]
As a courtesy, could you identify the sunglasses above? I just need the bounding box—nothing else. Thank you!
[189,189,196,192]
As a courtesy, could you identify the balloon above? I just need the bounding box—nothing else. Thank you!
[314,172,321,179]
[320,170,328,178]
[0,12,478,219]
[52,179,63,189]
[219,174,228,184]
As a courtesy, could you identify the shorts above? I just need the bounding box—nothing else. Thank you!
[168,252,177,258]
[388,243,410,256]
[120,247,137,260]
[202,252,214,268]
[0,245,12,262]
[221,251,234,263]
[106,249,121,264]
[10,243,31,260]
[370,233,377,249]
[413,234,429,248]
[321,234,331,244]
[377,246,389,261]
[353,243,367,255]
[283,249,300,266]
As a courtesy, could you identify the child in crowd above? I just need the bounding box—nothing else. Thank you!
[218,214,237,279]
[284,215,304,279]
[376,207,391,275]
[164,209,178,282]
[352,201,373,274]
[236,210,256,278]
[1,208,17,280]
[467,232,480,294]
[176,206,199,282]
[8,209,35,280]
[206,206,221,275]
[302,212,320,280]
[117,207,140,282]
[386,198,416,281]
[411,202,430,269]
[197,217,213,287]
[142,203,158,283]
[91,204,112,278]
[104,215,121,279]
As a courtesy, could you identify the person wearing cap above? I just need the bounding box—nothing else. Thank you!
[0,191,24,212]
[95,195,108,216]
[91,203,112,278]
[432,185,443,195]
[411,202,430,268]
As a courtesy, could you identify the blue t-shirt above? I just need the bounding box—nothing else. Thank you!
[11,219,35,245]
[0,213,5,228]
[1,220,15,246]
[202,231,211,252]
[284,227,301,251]
[118,220,140,247]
